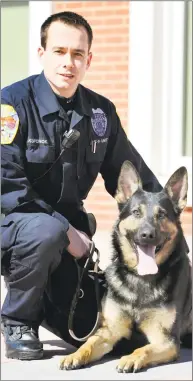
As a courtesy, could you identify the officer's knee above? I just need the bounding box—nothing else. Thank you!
[19,214,68,266]
[35,214,68,247]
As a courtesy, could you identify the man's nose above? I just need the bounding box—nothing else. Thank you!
[62,53,74,68]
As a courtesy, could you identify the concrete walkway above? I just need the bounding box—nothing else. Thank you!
[1,231,192,380]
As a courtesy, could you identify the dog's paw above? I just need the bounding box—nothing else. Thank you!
[116,349,148,373]
[59,353,84,370]
[59,347,92,371]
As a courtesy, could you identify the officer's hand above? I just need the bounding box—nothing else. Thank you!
[66,223,92,259]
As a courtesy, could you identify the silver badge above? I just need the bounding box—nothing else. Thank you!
[91,108,107,137]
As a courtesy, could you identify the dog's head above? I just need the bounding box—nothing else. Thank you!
[114,161,188,276]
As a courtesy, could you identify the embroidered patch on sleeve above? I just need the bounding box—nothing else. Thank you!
[1,105,19,144]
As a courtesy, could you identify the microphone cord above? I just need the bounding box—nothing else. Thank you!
[32,129,80,186]
[32,149,66,185]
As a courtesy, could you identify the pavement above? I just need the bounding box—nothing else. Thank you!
[1,231,192,380]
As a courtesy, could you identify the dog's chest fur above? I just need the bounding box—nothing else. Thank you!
[105,261,170,323]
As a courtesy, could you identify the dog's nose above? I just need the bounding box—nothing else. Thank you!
[140,227,156,242]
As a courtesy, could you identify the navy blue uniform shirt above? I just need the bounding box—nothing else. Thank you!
[1,72,162,226]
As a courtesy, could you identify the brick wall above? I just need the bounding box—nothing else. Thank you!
[53,1,129,230]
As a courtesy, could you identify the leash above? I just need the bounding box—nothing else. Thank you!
[68,241,103,342]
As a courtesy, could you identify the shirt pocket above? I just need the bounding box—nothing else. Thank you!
[86,140,108,163]
[26,145,55,163]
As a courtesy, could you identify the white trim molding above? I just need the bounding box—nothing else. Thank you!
[29,1,52,75]
[129,1,192,205]
[128,1,154,169]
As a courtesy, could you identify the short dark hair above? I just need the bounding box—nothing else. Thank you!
[41,11,93,50]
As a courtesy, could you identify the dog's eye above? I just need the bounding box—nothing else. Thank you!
[132,209,141,217]
[158,210,167,219]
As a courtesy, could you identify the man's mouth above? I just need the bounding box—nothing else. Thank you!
[59,73,74,79]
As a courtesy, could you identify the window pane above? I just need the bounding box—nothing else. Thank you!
[1,1,29,88]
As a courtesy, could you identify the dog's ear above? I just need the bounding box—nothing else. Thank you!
[164,166,188,213]
[115,161,142,204]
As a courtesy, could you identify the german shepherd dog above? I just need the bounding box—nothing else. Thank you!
[60,161,192,372]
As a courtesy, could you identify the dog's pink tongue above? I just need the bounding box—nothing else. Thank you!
[137,245,158,275]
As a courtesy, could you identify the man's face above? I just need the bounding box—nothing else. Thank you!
[38,21,92,97]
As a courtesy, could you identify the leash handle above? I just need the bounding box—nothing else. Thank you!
[68,242,103,342]
[68,312,102,342]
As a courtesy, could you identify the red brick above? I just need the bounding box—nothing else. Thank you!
[81,1,105,8]
[94,27,128,35]
[93,8,129,17]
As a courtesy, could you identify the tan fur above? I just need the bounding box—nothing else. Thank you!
[167,180,187,213]
[153,205,161,222]
[118,216,139,268]
[115,191,127,204]
[165,167,188,212]
[140,204,147,217]
[153,205,159,214]
[119,234,138,269]
[102,297,132,341]
[115,179,139,204]
[119,215,142,236]
[60,298,132,370]
[118,206,147,269]
[139,307,176,343]
[60,303,178,371]
[117,342,178,372]
[156,219,178,265]
[116,306,178,372]
[115,161,142,203]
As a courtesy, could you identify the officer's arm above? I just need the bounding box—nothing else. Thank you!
[1,99,69,227]
[1,99,92,258]
[100,103,162,197]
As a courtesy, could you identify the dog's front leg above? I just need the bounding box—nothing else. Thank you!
[60,302,132,370]
[116,341,178,373]
[117,307,179,373]
[59,326,115,370]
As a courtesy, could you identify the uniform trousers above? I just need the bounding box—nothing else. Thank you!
[1,212,106,348]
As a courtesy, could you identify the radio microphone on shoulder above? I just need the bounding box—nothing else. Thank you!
[61,129,80,150]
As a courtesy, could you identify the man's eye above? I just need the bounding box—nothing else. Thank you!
[54,50,63,54]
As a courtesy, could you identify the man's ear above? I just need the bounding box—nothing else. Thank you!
[86,52,92,70]
[115,161,142,204]
[37,46,45,61]
[164,166,188,213]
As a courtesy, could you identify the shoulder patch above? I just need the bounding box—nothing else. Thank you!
[1,105,19,144]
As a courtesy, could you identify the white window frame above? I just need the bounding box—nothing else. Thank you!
[28,1,52,75]
[129,1,192,205]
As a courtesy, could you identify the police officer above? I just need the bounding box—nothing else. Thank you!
[1,11,167,360]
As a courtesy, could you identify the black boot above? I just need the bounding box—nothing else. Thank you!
[2,320,43,360]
